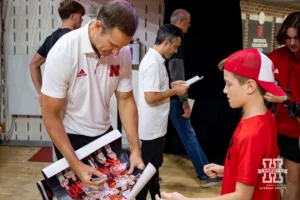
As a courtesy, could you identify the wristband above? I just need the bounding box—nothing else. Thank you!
[283,95,291,107]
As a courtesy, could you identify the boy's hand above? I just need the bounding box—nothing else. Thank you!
[204,163,224,178]
[264,92,287,103]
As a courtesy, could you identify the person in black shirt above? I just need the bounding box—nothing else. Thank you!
[30,0,85,105]
[33,1,85,200]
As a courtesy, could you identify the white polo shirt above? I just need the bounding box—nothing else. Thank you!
[138,48,170,140]
[41,21,133,137]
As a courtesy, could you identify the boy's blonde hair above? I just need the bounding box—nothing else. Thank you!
[233,74,266,96]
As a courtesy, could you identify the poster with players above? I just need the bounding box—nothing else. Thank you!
[41,130,156,200]
[248,12,273,55]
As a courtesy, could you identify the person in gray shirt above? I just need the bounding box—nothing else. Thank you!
[165,9,221,187]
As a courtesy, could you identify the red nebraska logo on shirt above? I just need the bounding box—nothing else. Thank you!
[109,65,120,77]
[77,69,87,77]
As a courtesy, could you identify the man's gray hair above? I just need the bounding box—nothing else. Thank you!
[170,9,189,24]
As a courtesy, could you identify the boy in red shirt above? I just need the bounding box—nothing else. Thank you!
[155,48,286,200]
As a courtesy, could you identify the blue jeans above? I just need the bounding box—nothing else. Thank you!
[169,98,208,179]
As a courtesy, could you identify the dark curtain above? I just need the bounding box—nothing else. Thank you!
[164,0,243,165]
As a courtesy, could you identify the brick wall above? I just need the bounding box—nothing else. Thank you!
[240,0,298,51]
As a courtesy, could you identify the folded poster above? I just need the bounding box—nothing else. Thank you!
[41,130,156,200]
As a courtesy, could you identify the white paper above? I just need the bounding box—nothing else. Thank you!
[127,163,156,200]
[188,98,195,110]
[42,129,122,178]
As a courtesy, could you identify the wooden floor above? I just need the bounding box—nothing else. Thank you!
[0,146,221,200]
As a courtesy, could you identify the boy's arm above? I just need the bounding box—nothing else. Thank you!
[212,135,263,200]
[192,182,254,200]
[157,133,266,200]
[157,182,254,200]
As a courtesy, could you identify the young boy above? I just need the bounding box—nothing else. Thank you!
[155,48,286,200]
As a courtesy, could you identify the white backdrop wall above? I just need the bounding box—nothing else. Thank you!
[3,0,164,146]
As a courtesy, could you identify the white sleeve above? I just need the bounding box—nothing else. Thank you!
[116,46,133,92]
[142,64,161,92]
[41,48,72,98]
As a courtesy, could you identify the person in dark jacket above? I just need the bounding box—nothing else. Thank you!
[165,9,220,187]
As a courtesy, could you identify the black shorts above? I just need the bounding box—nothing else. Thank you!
[53,126,120,160]
[278,133,300,164]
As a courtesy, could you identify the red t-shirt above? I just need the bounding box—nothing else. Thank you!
[221,111,279,200]
[269,46,300,138]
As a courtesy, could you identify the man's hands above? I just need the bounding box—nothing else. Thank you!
[264,92,287,103]
[171,80,186,88]
[66,149,145,191]
[264,92,300,122]
[71,161,107,190]
[182,100,191,118]
[127,149,145,174]
[171,81,192,118]
[171,80,189,96]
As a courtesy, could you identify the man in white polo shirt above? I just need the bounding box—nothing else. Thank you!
[41,0,144,192]
[136,24,189,200]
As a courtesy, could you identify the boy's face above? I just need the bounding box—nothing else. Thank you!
[223,70,248,108]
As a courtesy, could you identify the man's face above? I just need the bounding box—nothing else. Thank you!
[163,37,181,59]
[223,70,248,109]
[180,15,191,33]
[71,13,83,29]
[93,23,132,56]
[286,27,300,53]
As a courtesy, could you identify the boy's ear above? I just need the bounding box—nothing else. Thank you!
[247,79,257,94]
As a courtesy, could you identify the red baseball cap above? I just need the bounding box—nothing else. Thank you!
[218,49,286,96]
